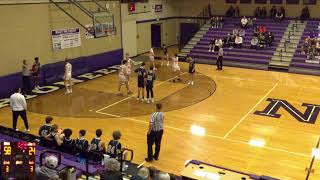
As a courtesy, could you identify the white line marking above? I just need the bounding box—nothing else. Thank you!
[96,111,310,158]
[137,161,146,168]
[223,83,279,139]
[96,72,187,113]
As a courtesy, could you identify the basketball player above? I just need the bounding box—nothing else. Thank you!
[125,53,133,83]
[188,56,195,85]
[134,62,147,102]
[31,57,41,90]
[162,44,169,66]
[118,60,132,96]
[146,66,156,104]
[63,58,73,94]
[90,129,106,153]
[172,54,181,82]
[149,47,156,70]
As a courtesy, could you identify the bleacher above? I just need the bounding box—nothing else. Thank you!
[290,20,320,75]
[189,18,290,70]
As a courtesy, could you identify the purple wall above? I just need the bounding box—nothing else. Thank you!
[0,49,123,99]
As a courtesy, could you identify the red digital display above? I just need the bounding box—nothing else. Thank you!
[1,142,36,179]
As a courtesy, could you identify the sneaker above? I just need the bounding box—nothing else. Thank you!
[117,92,123,96]
[137,97,140,101]
[153,157,159,161]
[14,128,19,131]
[188,81,191,85]
[151,99,154,103]
[145,158,153,162]
[147,99,150,104]
[141,98,145,102]
[25,129,30,132]
[191,81,194,85]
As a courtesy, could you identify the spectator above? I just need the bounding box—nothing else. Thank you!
[247,18,253,27]
[101,158,122,180]
[215,38,223,52]
[234,35,243,48]
[265,32,274,47]
[233,28,239,36]
[10,88,29,132]
[259,25,267,34]
[22,60,31,96]
[35,155,59,180]
[251,36,259,49]
[90,129,106,153]
[241,16,248,29]
[157,172,170,180]
[270,5,277,19]
[301,37,311,54]
[258,34,266,48]
[75,129,89,164]
[131,167,150,180]
[238,28,245,37]
[60,128,74,153]
[235,6,240,17]
[275,10,284,21]
[209,38,215,52]
[219,17,224,28]
[39,116,53,138]
[300,6,310,22]
[229,34,235,49]
[254,7,261,18]
[261,7,267,18]
[280,6,285,18]
[226,5,235,17]
[254,26,260,36]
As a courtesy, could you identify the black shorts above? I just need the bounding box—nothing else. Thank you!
[189,69,195,74]
[138,79,145,88]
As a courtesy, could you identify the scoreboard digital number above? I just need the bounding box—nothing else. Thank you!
[1,142,36,179]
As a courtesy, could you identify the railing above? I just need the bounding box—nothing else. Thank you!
[194,4,212,27]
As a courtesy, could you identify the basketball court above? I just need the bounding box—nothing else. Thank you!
[1,47,320,179]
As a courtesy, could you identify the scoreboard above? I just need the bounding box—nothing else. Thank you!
[1,142,36,179]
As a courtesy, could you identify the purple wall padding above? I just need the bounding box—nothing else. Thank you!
[0,49,123,98]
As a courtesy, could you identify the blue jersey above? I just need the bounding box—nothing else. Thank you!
[90,137,101,151]
[146,71,156,87]
[135,67,146,81]
[107,140,122,159]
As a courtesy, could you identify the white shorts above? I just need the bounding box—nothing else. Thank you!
[64,74,72,81]
[119,75,127,83]
[173,66,180,72]
[149,56,155,61]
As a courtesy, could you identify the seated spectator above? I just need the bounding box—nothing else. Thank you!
[270,5,277,19]
[157,172,171,180]
[316,41,320,53]
[209,38,215,52]
[234,35,243,48]
[233,28,239,35]
[215,38,223,51]
[258,34,266,48]
[300,6,310,22]
[75,129,89,164]
[219,17,224,28]
[210,17,217,28]
[265,32,274,47]
[226,5,235,17]
[101,158,122,180]
[261,7,267,18]
[229,34,235,49]
[241,16,248,28]
[259,25,267,34]
[254,26,260,36]
[35,155,59,180]
[247,18,253,27]
[254,7,261,18]
[90,129,106,153]
[60,128,74,153]
[38,116,53,138]
[275,10,284,21]
[238,28,245,37]
[251,36,259,49]
[45,124,63,147]
[107,130,125,160]
[235,6,240,17]
[301,37,311,54]
[131,167,150,180]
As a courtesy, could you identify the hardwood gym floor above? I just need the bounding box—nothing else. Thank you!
[1,48,320,179]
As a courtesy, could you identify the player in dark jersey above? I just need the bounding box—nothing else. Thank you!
[90,129,106,153]
[146,66,156,104]
[107,130,123,160]
[187,56,195,85]
[38,116,53,137]
[44,124,63,147]
[134,62,146,102]
[31,57,41,90]
[60,128,75,154]
[75,129,89,164]
[162,44,169,66]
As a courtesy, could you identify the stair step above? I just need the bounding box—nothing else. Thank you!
[273,52,294,57]
[269,61,290,68]
[280,39,300,43]
[275,48,295,53]
[271,56,292,62]
[181,49,191,53]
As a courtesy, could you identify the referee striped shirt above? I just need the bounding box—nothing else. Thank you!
[150,112,164,131]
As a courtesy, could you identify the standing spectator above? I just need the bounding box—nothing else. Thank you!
[38,116,53,137]
[270,5,277,19]
[22,60,31,96]
[217,46,223,71]
[300,6,310,22]
[10,88,29,132]
[251,36,259,49]
[241,16,248,29]
[215,38,223,52]
[31,57,41,90]
[261,7,267,18]
[226,5,235,17]
[254,7,261,18]
[101,158,122,180]
[145,103,164,162]
[235,35,243,48]
[235,6,240,17]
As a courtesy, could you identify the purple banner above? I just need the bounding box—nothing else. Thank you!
[270,0,283,4]
[240,0,252,3]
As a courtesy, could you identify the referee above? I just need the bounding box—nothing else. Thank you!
[145,103,164,162]
[10,88,30,132]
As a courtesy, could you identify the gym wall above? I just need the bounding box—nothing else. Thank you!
[0,0,121,76]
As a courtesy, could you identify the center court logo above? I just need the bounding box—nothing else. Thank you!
[254,98,320,124]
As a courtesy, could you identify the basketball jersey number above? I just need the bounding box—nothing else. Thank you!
[107,145,115,155]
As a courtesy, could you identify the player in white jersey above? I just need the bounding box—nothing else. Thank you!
[125,53,133,83]
[118,59,132,96]
[172,54,181,82]
[149,48,156,70]
[63,58,73,94]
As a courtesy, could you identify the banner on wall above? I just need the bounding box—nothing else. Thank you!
[51,28,81,50]
[154,4,163,12]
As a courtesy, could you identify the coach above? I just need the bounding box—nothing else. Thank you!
[145,103,164,162]
[10,88,30,132]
